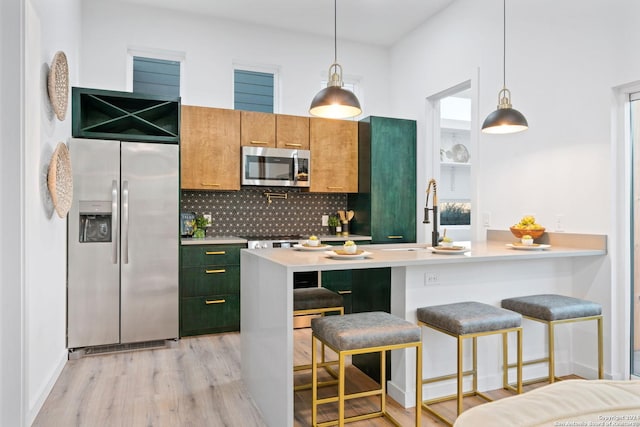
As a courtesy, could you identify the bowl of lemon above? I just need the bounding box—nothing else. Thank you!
[510,216,545,239]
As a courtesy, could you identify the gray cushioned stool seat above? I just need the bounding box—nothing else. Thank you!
[501,294,602,321]
[294,287,342,311]
[311,311,421,351]
[417,301,522,335]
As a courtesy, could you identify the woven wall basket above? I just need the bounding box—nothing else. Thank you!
[48,142,73,218]
[47,51,69,121]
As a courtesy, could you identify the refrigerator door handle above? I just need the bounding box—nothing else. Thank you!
[111,180,118,264]
[123,180,129,264]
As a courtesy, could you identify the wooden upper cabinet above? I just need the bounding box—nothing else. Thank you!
[180,106,241,190]
[309,118,358,193]
[276,114,309,150]
[240,111,276,147]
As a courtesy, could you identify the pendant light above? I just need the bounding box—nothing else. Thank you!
[309,0,361,119]
[481,0,528,134]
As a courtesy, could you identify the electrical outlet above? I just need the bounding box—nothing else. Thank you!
[203,214,212,224]
[555,214,565,232]
[321,215,329,226]
[482,212,491,227]
[424,272,440,285]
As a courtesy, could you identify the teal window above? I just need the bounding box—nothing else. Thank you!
[234,69,274,113]
[133,57,180,98]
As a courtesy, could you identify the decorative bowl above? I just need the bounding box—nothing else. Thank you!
[306,239,320,247]
[510,227,545,239]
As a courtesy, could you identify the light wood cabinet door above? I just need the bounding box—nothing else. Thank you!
[309,118,358,193]
[276,114,309,149]
[240,111,276,147]
[181,106,241,190]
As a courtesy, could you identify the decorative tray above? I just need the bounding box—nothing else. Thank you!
[506,243,551,251]
[293,243,330,251]
[48,51,69,121]
[47,142,73,218]
[430,246,470,255]
[324,250,372,260]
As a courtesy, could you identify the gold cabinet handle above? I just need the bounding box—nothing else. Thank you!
[201,183,221,187]
[283,143,302,147]
[337,290,352,295]
[205,251,226,255]
[327,186,344,190]
[387,235,404,239]
[205,299,226,305]
[250,140,269,145]
[205,269,226,274]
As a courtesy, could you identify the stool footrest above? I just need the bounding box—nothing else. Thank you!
[316,386,384,405]
[422,369,476,385]
[294,378,338,392]
[507,357,549,369]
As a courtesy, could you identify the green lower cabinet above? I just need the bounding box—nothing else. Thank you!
[180,265,240,297]
[321,270,353,314]
[351,267,391,383]
[323,266,391,383]
[180,294,240,336]
[179,244,244,337]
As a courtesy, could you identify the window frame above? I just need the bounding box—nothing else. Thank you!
[126,47,185,97]
[232,62,280,113]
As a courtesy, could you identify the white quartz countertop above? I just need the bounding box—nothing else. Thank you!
[241,233,607,272]
[180,234,372,245]
[181,236,247,245]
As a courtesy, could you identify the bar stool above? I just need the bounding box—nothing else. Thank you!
[501,294,603,386]
[293,287,344,391]
[417,301,523,426]
[311,311,422,427]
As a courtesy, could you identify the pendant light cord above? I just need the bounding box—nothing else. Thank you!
[334,0,338,64]
[503,0,506,89]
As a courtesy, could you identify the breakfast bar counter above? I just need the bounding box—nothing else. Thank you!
[240,231,607,427]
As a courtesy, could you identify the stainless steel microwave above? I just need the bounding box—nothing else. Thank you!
[241,146,310,187]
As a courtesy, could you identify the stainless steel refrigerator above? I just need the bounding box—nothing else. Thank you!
[67,138,179,349]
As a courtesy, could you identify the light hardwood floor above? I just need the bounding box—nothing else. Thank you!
[33,330,565,426]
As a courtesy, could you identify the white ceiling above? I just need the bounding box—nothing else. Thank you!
[115,0,456,47]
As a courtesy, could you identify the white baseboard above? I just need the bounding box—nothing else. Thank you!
[26,349,67,426]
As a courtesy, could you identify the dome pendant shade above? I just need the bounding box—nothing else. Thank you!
[482,0,528,134]
[309,0,362,119]
[309,86,361,119]
[481,107,528,134]
[482,87,528,134]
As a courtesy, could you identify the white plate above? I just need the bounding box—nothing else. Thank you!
[506,243,551,251]
[430,246,470,255]
[451,143,470,163]
[324,250,372,260]
[293,243,330,251]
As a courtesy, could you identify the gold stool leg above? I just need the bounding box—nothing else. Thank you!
[311,335,318,426]
[597,315,604,379]
[457,335,464,416]
[502,332,508,389]
[472,336,478,393]
[415,343,422,427]
[516,327,523,394]
[548,322,555,383]
[338,351,346,427]
[380,349,387,415]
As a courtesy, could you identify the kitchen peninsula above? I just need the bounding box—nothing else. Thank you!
[240,231,607,427]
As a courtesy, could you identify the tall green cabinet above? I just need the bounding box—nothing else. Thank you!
[348,116,417,243]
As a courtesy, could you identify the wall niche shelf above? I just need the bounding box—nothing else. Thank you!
[72,87,180,143]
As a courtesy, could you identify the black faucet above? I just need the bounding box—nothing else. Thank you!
[423,179,439,247]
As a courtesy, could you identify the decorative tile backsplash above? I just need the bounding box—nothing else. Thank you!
[181,188,347,236]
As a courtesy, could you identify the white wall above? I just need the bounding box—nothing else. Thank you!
[24,0,80,424]
[390,0,640,379]
[79,0,391,118]
[1,0,26,425]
